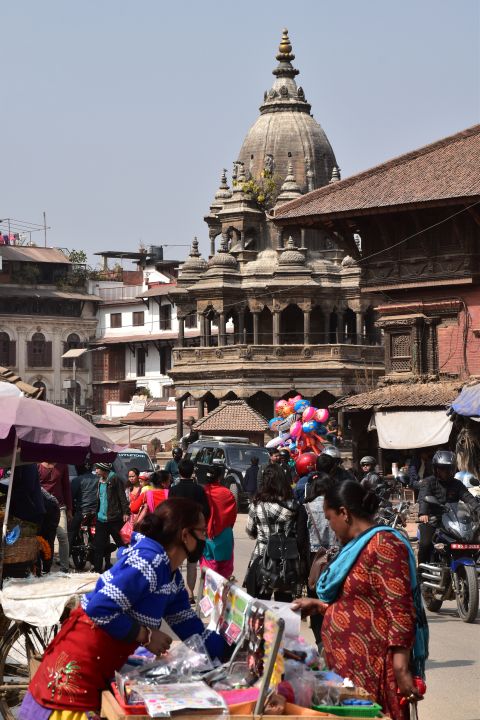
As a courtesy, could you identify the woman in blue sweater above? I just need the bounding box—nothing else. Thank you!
[21,498,226,719]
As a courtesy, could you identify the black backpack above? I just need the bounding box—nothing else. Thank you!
[258,505,299,594]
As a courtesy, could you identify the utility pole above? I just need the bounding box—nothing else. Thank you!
[72,357,77,414]
[43,211,47,247]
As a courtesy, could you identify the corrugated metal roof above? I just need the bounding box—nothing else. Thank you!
[0,286,100,301]
[138,284,176,298]
[0,246,70,263]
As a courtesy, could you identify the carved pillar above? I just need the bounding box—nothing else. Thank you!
[336,311,344,344]
[239,231,245,251]
[323,312,331,344]
[238,309,245,344]
[197,399,204,419]
[252,312,259,346]
[276,228,283,250]
[209,230,216,257]
[300,228,306,249]
[176,397,184,440]
[178,317,185,348]
[303,309,311,345]
[273,311,280,346]
[199,314,206,346]
[355,311,364,345]
[218,312,226,346]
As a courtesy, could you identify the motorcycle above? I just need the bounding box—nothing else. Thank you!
[418,495,480,623]
[70,511,96,571]
[377,499,410,539]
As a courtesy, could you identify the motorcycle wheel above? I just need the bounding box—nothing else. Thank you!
[70,529,88,571]
[455,564,479,623]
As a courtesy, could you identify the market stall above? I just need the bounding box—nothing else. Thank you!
[99,568,392,720]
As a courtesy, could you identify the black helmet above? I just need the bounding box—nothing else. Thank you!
[360,456,376,467]
[172,447,183,460]
[396,472,410,486]
[279,449,290,461]
[432,450,456,470]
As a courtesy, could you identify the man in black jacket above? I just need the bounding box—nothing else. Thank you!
[169,459,210,602]
[417,449,479,565]
[93,462,129,573]
[68,463,98,548]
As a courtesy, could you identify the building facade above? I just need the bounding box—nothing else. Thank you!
[0,244,99,406]
[274,124,480,466]
[90,248,201,416]
[169,30,383,435]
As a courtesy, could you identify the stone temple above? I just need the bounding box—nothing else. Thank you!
[169,29,383,428]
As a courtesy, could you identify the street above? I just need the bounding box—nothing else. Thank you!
[230,514,480,720]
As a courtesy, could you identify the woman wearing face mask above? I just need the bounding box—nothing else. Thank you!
[20,498,225,720]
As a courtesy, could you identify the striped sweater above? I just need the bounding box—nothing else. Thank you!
[81,532,224,659]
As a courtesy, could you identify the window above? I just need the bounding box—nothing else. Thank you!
[185,312,197,329]
[133,311,144,327]
[160,346,172,375]
[136,347,146,377]
[0,331,14,366]
[159,304,172,330]
[110,313,122,328]
[63,333,83,368]
[390,333,412,372]
[28,332,52,368]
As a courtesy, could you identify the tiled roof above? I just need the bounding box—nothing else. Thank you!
[123,408,198,424]
[194,400,269,432]
[0,366,44,398]
[331,381,462,412]
[274,125,480,221]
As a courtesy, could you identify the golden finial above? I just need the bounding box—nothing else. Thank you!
[277,28,295,62]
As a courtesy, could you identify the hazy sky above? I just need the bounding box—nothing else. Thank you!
[2,1,479,267]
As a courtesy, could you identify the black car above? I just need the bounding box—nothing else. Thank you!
[185,436,270,513]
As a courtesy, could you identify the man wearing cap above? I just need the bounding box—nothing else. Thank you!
[94,463,129,573]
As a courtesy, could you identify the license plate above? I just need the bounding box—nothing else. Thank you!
[451,543,480,549]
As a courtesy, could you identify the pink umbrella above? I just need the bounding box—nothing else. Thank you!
[0,395,119,465]
[0,396,120,583]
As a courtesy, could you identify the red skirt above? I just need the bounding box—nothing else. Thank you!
[29,606,137,712]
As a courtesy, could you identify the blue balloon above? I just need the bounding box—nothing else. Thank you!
[294,399,310,413]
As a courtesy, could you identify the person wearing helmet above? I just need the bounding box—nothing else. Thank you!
[417,449,480,566]
[359,456,380,491]
[164,447,183,485]
[294,453,318,503]
[278,448,294,485]
[316,446,356,483]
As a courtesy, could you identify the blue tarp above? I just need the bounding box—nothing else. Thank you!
[450,383,480,417]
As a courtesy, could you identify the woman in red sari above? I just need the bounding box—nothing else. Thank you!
[293,479,428,720]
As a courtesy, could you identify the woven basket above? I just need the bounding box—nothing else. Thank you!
[4,536,39,565]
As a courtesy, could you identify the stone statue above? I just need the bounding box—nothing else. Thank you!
[264,154,275,174]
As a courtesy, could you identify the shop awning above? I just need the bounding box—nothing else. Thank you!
[375,410,452,450]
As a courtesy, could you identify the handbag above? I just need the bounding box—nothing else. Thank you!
[306,505,331,591]
[119,490,156,544]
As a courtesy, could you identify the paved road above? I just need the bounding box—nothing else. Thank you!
[230,514,480,720]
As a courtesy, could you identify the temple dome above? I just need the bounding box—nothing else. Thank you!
[180,237,208,278]
[207,237,239,270]
[236,29,337,195]
[278,237,305,266]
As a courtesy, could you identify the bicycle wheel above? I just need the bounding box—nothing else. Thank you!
[0,621,58,719]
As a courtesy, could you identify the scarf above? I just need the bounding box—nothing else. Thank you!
[317,526,429,679]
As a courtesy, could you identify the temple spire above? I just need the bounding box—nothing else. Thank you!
[261,28,309,114]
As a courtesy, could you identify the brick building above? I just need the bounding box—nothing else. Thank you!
[274,124,480,466]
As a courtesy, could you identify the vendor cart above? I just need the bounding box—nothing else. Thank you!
[0,571,98,719]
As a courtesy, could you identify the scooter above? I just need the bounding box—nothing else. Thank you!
[418,495,480,623]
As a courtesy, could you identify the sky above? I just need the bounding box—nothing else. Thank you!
[1,1,479,267]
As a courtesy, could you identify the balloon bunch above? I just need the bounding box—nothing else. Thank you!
[267,395,333,457]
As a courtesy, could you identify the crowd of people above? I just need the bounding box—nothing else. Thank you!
[8,431,480,720]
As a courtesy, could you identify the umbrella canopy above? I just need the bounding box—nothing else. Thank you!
[0,396,119,464]
[450,382,480,418]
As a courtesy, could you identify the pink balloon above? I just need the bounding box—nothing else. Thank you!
[290,420,303,439]
[315,408,330,423]
[288,394,302,408]
[302,406,316,422]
